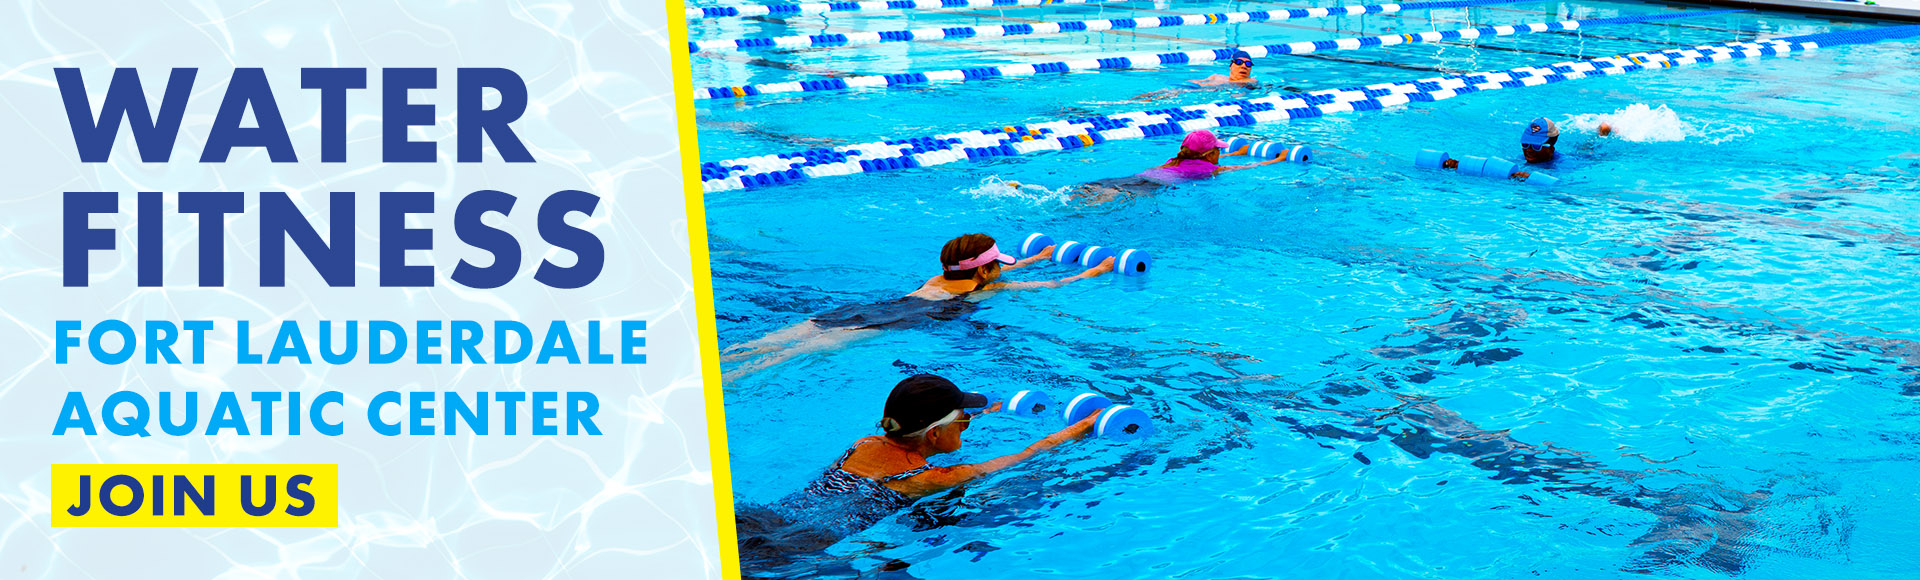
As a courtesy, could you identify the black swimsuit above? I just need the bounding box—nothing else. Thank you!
[810,297,979,330]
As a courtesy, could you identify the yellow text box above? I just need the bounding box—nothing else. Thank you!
[51,464,337,527]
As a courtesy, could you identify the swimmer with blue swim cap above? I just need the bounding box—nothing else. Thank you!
[1131,50,1260,102]
[1190,50,1258,87]
[1522,116,1613,164]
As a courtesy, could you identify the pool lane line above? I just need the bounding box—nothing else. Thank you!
[696,24,1920,192]
[688,0,1127,21]
[689,0,1536,52]
[690,11,1740,100]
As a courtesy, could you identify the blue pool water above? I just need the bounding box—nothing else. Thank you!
[693,1,1920,577]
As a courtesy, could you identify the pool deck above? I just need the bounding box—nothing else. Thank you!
[1677,0,1920,22]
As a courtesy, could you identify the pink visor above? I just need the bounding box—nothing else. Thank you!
[1181,130,1223,153]
[945,244,1018,271]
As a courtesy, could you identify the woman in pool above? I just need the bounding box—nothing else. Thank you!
[796,374,1097,531]
[1007,129,1290,204]
[736,374,1101,573]
[720,234,1114,378]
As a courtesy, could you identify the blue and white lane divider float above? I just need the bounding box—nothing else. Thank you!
[699,25,1920,192]
[688,0,1530,52]
[691,10,1739,100]
[983,390,1153,440]
[687,0,1119,20]
[1020,232,1152,275]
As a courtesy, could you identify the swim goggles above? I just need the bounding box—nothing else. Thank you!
[945,244,1017,271]
[898,409,969,438]
[1230,57,1254,67]
[1523,142,1552,151]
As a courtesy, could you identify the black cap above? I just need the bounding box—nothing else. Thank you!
[880,374,988,436]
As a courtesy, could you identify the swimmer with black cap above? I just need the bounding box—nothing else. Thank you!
[783,373,1100,533]
[720,234,1112,378]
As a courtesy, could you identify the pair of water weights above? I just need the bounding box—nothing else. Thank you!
[978,390,1154,440]
[1019,233,1153,277]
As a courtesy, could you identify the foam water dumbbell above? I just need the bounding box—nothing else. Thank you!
[1414,150,1557,186]
[1062,393,1155,440]
[1020,232,1153,276]
[1223,136,1313,163]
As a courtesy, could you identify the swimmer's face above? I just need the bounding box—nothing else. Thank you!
[977,262,1003,283]
[929,414,969,454]
[1229,59,1252,79]
[1523,143,1555,164]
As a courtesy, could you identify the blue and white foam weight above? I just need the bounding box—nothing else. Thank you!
[1224,137,1312,162]
[1021,233,1054,259]
[1118,248,1153,276]
[1095,405,1154,440]
[1078,245,1117,268]
[1007,390,1055,418]
[1054,241,1088,264]
[1063,393,1113,424]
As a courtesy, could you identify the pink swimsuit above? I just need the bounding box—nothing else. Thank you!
[1137,159,1219,184]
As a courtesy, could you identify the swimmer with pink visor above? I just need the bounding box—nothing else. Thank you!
[944,244,1018,272]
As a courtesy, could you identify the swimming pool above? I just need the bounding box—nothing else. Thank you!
[691,0,1920,577]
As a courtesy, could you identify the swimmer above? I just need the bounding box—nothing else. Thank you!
[1007,130,1289,204]
[720,234,1114,378]
[735,374,1100,573]
[1435,116,1616,180]
[1131,50,1260,102]
[1520,116,1613,164]
[788,374,1098,534]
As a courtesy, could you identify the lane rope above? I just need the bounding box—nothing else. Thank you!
[691,10,1742,100]
[696,25,1920,192]
[690,0,1536,52]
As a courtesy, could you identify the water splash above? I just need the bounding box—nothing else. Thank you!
[1565,103,1754,144]
[962,176,1074,205]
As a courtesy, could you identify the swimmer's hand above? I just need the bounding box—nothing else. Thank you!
[895,406,1100,495]
[1442,159,1459,169]
[1048,411,1101,443]
[1598,123,1613,137]
[1004,181,1024,189]
[1079,256,1116,278]
[1510,171,1530,181]
[1009,245,1055,269]
[983,256,1110,290]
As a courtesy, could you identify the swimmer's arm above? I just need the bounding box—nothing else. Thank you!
[981,257,1113,291]
[1004,245,1055,271]
[1214,156,1288,173]
[889,414,1099,495]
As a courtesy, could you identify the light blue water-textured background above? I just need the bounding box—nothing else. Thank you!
[0,1,720,578]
